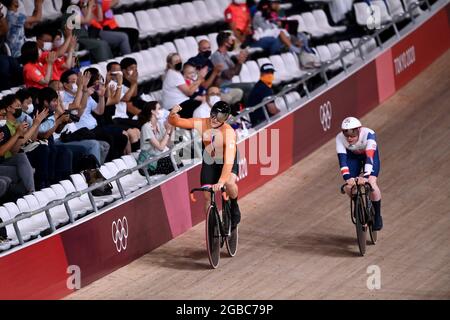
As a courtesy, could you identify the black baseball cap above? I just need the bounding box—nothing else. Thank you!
[260,63,276,73]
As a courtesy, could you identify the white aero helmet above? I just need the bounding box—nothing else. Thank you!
[341,117,362,130]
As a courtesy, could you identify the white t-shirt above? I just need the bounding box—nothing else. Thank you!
[193,102,211,118]
[108,81,129,119]
[161,69,189,110]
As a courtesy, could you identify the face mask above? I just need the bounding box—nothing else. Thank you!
[42,42,53,51]
[191,73,198,81]
[58,90,65,98]
[208,95,221,107]
[71,83,78,92]
[234,0,247,4]
[128,70,134,76]
[201,50,212,58]
[26,103,34,114]
[260,73,275,87]
[0,120,6,127]
[54,37,64,49]
[174,62,182,71]
[227,42,235,52]
[13,108,22,119]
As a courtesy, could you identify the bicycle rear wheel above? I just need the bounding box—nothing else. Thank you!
[223,201,238,257]
[354,197,367,256]
[205,206,221,269]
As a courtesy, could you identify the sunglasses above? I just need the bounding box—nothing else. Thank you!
[342,129,359,138]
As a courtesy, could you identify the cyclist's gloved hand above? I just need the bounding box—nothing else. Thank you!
[357,177,368,185]
[346,178,356,186]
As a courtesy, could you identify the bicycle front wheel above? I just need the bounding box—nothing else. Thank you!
[354,197,367,256]
[206,206,221,269]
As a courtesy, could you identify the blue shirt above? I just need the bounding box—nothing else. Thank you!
[62,91,98,130]
[247,80,273,127]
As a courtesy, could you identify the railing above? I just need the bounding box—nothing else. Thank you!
[0,0,438,249]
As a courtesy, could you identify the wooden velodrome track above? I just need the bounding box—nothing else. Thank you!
[67,50,450,300]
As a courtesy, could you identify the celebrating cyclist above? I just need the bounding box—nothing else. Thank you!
[168,101,241,229]
[336,117,383,231]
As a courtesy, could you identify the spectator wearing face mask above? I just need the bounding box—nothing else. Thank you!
[0,93,52,190]
[193,86,222,118]
[137,101,175,176]
[211,31,253,104]
[14,88,34,127]
[162,53,208,118]
[2,0,43,58]
[35,29,78,81]
[246,63,279,127]
[21,41,57,89]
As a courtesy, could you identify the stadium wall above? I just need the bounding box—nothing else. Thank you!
[0,4,448,299]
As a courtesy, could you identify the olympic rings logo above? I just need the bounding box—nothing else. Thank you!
[112,217,128,253]
[319,101,332,131]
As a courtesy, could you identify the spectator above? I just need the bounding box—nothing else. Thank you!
[35,87,73,183]
[15,88,34,127]
[187,39,223,90]
[60,0,113,63]
[252,0,301,54]
[21,41,57,89]
[92,0,139,52]
[224,0,283,55]
[161,53,207,118]
[36,28,77,80]
[0,93,51,190]
[0,2,23,90]
[2,0,43,57]
[137,101,175,176]
[0,101,34,197]
[60,68,128,162]
[88,0,131,56]
[193,86,222,118]
[183,62,206,103]
[54,70,110,165]
[246,63,279,127]
[210,31,252,104]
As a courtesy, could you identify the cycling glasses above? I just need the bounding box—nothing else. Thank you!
[342,128,359,138]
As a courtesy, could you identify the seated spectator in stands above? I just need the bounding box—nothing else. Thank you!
[21,41,57,89]
[92,0,139,52]
[60,68,127,162]
[225,0,283,55]
[211,31,252,104]
[36,28,77,81]
[88,0,131,56]
[15,88,35,127]
[246,63,279,127]
[60,0,113,63]
[0,93,51,190]
[187,40,224,90]
[183,62,207,103]
[137,101,175,176]
[0,175,11,200]
[53,71,109,165]
[0,2,23,91]
[0,101,34,197]
[253,0,301,54]
[2,0,43,57]
[193,86,222,118]
[35,87,73,183]
[162,53,207,119]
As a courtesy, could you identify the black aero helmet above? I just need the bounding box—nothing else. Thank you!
[210,101,231,122]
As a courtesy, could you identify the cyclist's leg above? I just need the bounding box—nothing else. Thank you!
[225,152,240,228]
[369,150,382,230]
[201,162,221,213]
